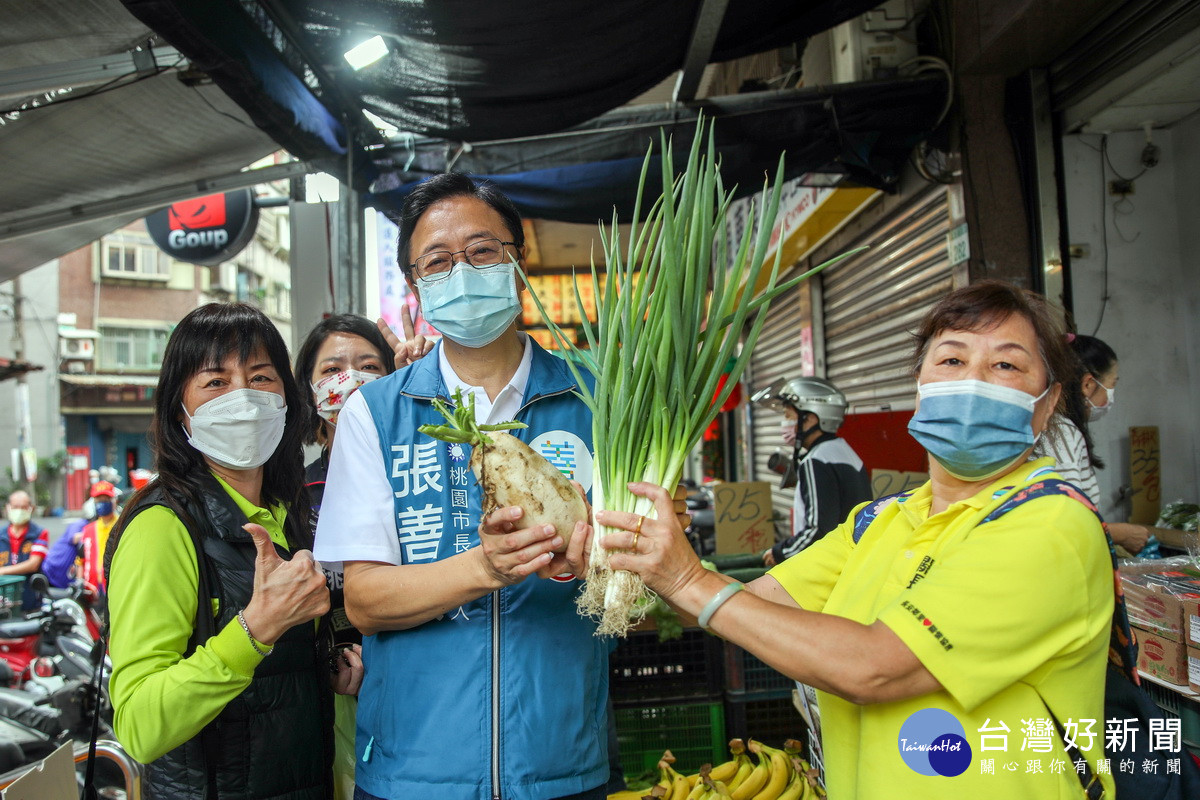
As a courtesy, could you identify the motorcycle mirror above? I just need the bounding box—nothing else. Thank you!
[28,572,49,598]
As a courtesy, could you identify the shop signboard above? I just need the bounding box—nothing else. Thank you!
[145,189,259,266]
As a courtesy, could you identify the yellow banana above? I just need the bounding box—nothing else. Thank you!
[605,792,652,800]
[793,756,824,799]
[669,775,691,800]
[708,756,740,785]
[728,748,770,800]
[722,739,754,792]
[775,770,807,800]
[746,740,792,800]
[708,778,734,799]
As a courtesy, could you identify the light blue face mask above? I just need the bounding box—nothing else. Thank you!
[417,261,520,349]
[907,379,1050,481]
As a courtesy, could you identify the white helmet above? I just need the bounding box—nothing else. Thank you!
[752,376,847,433]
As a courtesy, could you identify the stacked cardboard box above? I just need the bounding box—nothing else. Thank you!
[1119,559,1200,687]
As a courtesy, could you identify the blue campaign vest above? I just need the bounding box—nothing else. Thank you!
[0,521,46,610]
[355,340,609,800]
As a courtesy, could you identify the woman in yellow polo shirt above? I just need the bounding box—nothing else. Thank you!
[602,281,1115,799]
[105,302,362,800]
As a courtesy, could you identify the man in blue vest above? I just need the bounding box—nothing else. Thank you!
[0,489,50,612]
[314,174,608,800]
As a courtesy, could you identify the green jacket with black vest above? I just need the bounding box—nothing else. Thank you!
[108,475,334,800]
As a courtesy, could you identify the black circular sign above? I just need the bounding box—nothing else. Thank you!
[145,189,260,266]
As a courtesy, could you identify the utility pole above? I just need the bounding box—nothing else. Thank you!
[11,277,34,498]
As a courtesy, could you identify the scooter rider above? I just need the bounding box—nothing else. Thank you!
[0,490,50,612]
[752,377,871,566]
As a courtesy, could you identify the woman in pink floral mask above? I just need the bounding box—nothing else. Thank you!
[293,310,429,800]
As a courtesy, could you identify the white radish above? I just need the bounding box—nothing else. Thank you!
[419,388,587,552]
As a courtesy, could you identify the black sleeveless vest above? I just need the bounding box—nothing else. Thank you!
[111,478,333,800]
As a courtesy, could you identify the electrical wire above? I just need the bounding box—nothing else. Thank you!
[1092,135,1110,336]
[901,56,955,185]
[1102,134,1148,183]
[899,56,954,130]
[189,85,258,130]
[0,54,185,118]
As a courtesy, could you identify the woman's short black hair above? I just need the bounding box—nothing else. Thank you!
[117,303,312,552]
[294,314,395,445]
[1071,334,1118,379]
[395,173,525,281]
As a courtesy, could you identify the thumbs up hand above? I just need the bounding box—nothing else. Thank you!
[239,523,330,646]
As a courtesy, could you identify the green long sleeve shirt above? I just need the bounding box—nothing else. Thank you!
[108,475,288,764]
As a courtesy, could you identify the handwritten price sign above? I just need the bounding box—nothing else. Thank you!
[713,481,775,554]
[870,469,929,499]
[1129,426,1160,524]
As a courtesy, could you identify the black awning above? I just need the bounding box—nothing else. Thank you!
[368,79,949,223]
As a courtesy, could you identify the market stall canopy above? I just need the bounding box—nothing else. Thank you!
[369,80,946,224]
[116,0,947,221]
[0,0,289,282]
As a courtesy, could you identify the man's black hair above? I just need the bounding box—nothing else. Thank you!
[395,173,525,281]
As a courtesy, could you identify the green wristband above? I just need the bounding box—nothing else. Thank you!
[697,581,745,630]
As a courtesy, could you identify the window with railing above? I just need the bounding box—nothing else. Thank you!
[97,326,170,371]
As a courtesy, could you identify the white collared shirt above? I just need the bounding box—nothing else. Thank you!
[437,332,533,424]
[314,334,533,566]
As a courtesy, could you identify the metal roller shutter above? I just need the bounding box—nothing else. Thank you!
[746,185,953,522]
[823,186,952,413]
[747,283,812,517]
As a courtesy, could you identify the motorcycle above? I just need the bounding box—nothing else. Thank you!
[0,575,110,697]
[681,480,716,555]
[0,579,132,796]
[0,677,139,797]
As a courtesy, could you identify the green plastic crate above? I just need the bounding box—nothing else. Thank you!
[614,701,725,777]
[0,575,23,606]
[724,641,794,696]
[1143,680,1200,746]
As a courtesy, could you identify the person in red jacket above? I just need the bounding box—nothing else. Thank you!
[0,489,50,611]
[77,480,119,596]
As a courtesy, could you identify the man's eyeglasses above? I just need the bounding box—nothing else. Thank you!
[410,238,517,281]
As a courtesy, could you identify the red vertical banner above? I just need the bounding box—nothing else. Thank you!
[66,447,90,511]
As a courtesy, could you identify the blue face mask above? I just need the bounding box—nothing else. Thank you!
[94,500,114,517]
[418,262,521,349]
[907,379,1050,481]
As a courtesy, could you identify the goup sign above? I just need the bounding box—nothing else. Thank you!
[145,189,259,265]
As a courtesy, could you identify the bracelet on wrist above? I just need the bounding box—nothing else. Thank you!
[237,610,272,658]
[697,581,745,630]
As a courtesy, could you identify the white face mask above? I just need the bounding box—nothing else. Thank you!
[312,369,379,425]
[780,419,797,447]
[5,507,30,526]
[1086,381,1115,421]
[182,388,287,471]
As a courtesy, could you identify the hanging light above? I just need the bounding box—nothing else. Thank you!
[344,36,388,71]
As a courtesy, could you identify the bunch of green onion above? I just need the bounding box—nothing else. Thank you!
[522,119,859,635]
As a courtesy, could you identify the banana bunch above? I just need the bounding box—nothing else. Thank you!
[609,739,826,800]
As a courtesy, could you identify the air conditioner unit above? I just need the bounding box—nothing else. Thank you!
[825,0,925,84]
[59,331,97,361]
